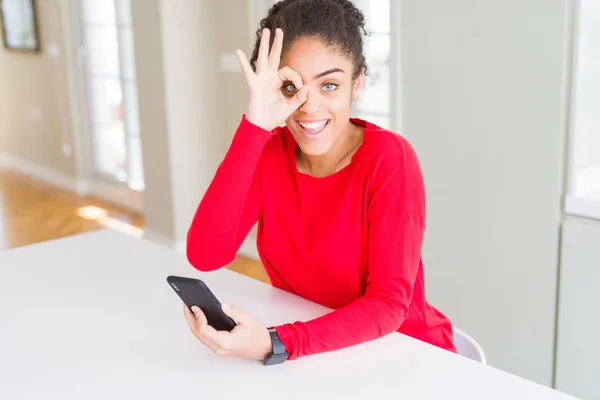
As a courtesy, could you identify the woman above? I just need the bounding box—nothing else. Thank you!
[183,0,456,364]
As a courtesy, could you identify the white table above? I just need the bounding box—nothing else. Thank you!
[0,229,577,399]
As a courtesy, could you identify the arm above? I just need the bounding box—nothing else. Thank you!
[186,28,307,272]
[273,138,426,360]
[186,116,276,271]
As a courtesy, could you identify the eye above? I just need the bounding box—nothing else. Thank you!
[282,83,297,93]
[322,83,339,92]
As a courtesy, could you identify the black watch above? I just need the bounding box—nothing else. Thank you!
[263,327,289,366]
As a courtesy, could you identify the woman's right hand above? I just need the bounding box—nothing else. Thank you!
[236,28,308,132]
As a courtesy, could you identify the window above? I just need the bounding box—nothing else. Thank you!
[248,0,397,131]
[565,0,600,220]
[353,0,392,130]
[78,0,145,192]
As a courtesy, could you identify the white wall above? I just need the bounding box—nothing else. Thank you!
[399,0,571,386]
[555,216,600,399]
[130,0,174,242]
[0,0,77,177]
[131,0,223,248]
[157,0,223,249]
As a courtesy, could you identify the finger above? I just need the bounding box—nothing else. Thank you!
[184,305,222,350]
[268,28,283,69]
[256,28,271,73]
[287,85,309,110]
[184,304,209,342]
[278,66,303,90]
[190,306,225,344]
[194,329,222,354]
[235,49,255,79]
[184,305,208,334]
[183,304,198,331]
[196,322,230,355]
[191,305,209,327]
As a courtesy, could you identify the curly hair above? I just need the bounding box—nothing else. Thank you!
[250,0,369,80]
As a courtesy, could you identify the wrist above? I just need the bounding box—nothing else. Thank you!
[245,113,275,132]
[258,327,272,361]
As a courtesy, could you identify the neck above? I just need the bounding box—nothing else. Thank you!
[297,121,362,177]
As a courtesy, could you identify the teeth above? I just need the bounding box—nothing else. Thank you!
[299,120,327,130]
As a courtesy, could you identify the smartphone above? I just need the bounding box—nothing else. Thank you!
[166,275,237,332]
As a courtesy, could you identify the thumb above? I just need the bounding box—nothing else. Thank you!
[221,303,252,324]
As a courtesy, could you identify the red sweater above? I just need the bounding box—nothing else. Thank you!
[186,116,456,359]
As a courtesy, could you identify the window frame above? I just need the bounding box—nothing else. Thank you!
[564,0,600,221]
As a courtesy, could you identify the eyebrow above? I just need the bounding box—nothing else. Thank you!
[313,68,345,79]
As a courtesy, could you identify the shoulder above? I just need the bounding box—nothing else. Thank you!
[354,118,422,177]
[353,118,426,220]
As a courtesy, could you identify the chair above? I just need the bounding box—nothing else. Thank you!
[453,327,487,364]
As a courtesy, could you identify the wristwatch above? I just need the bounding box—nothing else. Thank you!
[263,327,289,366]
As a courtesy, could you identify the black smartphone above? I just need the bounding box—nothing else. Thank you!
[166,275,237,332]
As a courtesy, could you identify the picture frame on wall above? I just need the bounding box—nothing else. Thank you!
[0,0,40,52]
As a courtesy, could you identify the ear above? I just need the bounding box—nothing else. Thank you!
[352,68,365,100]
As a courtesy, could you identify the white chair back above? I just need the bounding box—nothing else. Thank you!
[453,327,487,364]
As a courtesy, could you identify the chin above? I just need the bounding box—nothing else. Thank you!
[288,118,335,155]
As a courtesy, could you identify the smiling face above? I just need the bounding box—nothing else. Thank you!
[280,36,364,156]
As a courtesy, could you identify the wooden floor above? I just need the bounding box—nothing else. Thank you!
[0,168,269,283]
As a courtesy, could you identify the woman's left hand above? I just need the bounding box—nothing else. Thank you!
[183,302,272,361]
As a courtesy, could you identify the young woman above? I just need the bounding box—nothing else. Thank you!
[183,0,456,364]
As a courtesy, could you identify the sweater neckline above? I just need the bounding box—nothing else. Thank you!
[287,118,371,181]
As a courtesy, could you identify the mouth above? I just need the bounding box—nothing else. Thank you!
[296,119,330,137]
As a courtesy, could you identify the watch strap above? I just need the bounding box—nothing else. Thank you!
[263,327,288,365]
[268,327,287,355]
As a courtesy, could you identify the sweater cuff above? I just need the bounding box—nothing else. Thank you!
[239,114,276,139]
[273,324,298,361]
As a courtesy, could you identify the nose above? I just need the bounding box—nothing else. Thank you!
[298,90,321,115]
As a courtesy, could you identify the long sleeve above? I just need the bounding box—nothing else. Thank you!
[273,137,427,360]
[186,116,275,271]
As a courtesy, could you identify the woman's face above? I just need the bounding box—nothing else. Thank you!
[279,37,364,156]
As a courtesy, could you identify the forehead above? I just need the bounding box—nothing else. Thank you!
[280,37,353,79]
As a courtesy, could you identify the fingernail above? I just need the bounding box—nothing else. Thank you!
[222,303,232,311]
[191,306,199,313]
